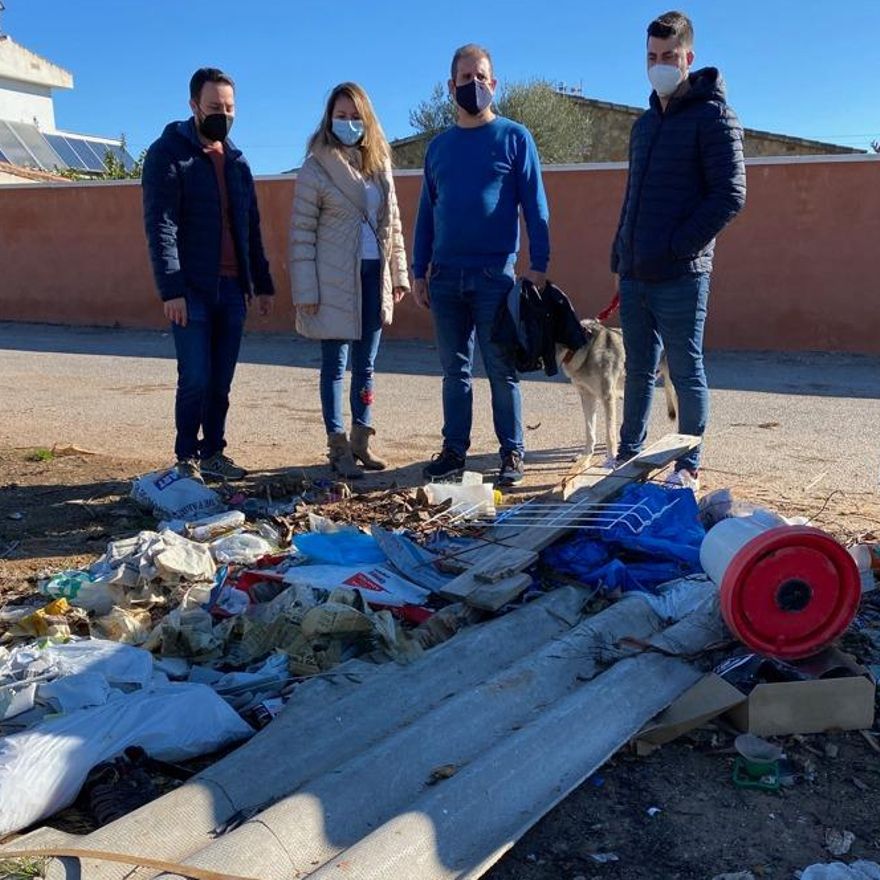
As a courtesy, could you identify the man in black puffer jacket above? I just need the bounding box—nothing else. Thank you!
[611,11,746,489]
[142,68,274,483]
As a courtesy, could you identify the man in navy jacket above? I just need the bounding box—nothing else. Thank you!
[611,11,746,488]
[142,67,274,482]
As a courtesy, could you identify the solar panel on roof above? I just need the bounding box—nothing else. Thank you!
[0,120,37,168]
[7,122,64,171]
[44,134,89,171]
[84,139,120,169]
[63,136,105,171]
[103,142,135,171]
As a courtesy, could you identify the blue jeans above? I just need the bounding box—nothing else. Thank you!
[171,277,246,461]
[428,265,522,457]
[320,259,383,435]
[618,274,710,473]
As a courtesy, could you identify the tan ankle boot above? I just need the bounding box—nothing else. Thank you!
[350,424,387,471]
[327,432,363,479]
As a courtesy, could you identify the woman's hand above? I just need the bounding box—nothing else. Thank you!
[298,303,319,316]
[392,286,408,304]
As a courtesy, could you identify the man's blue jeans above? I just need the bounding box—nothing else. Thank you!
[320,259,383,435]
[428,265,522,457]
[618,274,710,473]
[171,277,246,461]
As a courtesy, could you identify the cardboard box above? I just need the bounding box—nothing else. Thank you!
[724,650,877,737]
[636,673,746,747]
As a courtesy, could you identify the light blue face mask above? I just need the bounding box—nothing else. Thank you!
[332,118,365,146]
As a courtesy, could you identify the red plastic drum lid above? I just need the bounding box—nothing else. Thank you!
[719,525,861,660]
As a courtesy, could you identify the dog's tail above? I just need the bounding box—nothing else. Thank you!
[658,354,677,421]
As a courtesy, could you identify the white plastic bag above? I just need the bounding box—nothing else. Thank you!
[0,682,253,836]
[153,529,216,583]
[211,533,274,565]
[131,468,225,521]
[41,639,155,688]
[37,672,111,713]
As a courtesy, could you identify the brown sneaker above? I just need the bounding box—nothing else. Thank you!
[200,453,247,482]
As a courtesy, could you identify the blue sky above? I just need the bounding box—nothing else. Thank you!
[4,0,878,173]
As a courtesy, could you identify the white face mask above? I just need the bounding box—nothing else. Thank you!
[648,63,684,97]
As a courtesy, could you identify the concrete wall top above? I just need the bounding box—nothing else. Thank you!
[0,36,72,90]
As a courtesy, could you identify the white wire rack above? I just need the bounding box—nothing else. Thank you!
[457,495,680,534]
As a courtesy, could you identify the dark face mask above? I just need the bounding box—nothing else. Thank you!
[197,110,233,142]
[454,79,493,116]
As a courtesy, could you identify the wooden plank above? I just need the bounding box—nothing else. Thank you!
[564,433,701,500]
[438,434,700,605]
[437,545,538,580]
[465,574,534,612]
[548,452,610,501]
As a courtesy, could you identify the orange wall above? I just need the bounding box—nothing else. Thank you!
[1,157,878,352]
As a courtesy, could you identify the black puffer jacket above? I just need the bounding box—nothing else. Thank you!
[492,280,588,376]
[142,119,274,302]
[611,67,746,283]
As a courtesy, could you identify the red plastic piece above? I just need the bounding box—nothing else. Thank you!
[719,525,860,659]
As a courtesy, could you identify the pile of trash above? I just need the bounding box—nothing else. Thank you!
[0,462,877,843]
[0,467,506,835]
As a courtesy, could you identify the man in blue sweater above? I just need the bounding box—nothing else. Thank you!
[612,11,746,489]
[143,68,274,483]
[413,44,550,486]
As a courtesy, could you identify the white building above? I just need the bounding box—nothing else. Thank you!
[0,24,133,179]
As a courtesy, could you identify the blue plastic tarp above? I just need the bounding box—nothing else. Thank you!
[541,484,706,594]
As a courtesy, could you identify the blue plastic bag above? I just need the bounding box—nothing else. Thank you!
[293,531,387,566]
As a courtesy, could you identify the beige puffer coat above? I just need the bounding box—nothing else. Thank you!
[289,147,409,340]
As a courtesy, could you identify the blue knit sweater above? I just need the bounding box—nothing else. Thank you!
[413,117,550,279]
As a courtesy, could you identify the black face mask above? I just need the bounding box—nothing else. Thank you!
[197,110,233,142]
[454,79,493,116]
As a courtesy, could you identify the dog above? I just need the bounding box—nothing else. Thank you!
[557,319,677,462]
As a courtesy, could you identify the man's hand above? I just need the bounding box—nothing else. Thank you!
[164,297,187,327]
[392,286,408,304]
[412,279,430,309]
[524,269,547,290]
[256,295,274,317]
[298,303,319,316]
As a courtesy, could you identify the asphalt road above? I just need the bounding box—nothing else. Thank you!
[1,323,878,498]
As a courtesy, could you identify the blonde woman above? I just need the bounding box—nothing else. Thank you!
[290,82,409,478]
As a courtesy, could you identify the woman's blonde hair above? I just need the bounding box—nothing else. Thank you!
[307,82,391,177]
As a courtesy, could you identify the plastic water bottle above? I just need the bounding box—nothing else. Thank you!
[423,473,501,518]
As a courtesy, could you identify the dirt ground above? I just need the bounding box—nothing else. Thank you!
[1,447,879,880]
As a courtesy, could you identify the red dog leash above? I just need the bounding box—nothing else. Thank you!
[596,291,620,323]
[561,290,621,365]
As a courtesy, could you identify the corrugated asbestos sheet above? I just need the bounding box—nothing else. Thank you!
[7,581,722,880]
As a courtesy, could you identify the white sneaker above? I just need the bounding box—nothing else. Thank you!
[664,468,701,492]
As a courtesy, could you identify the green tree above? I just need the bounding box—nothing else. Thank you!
[408,82,457,138]
[403,79,592,167]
